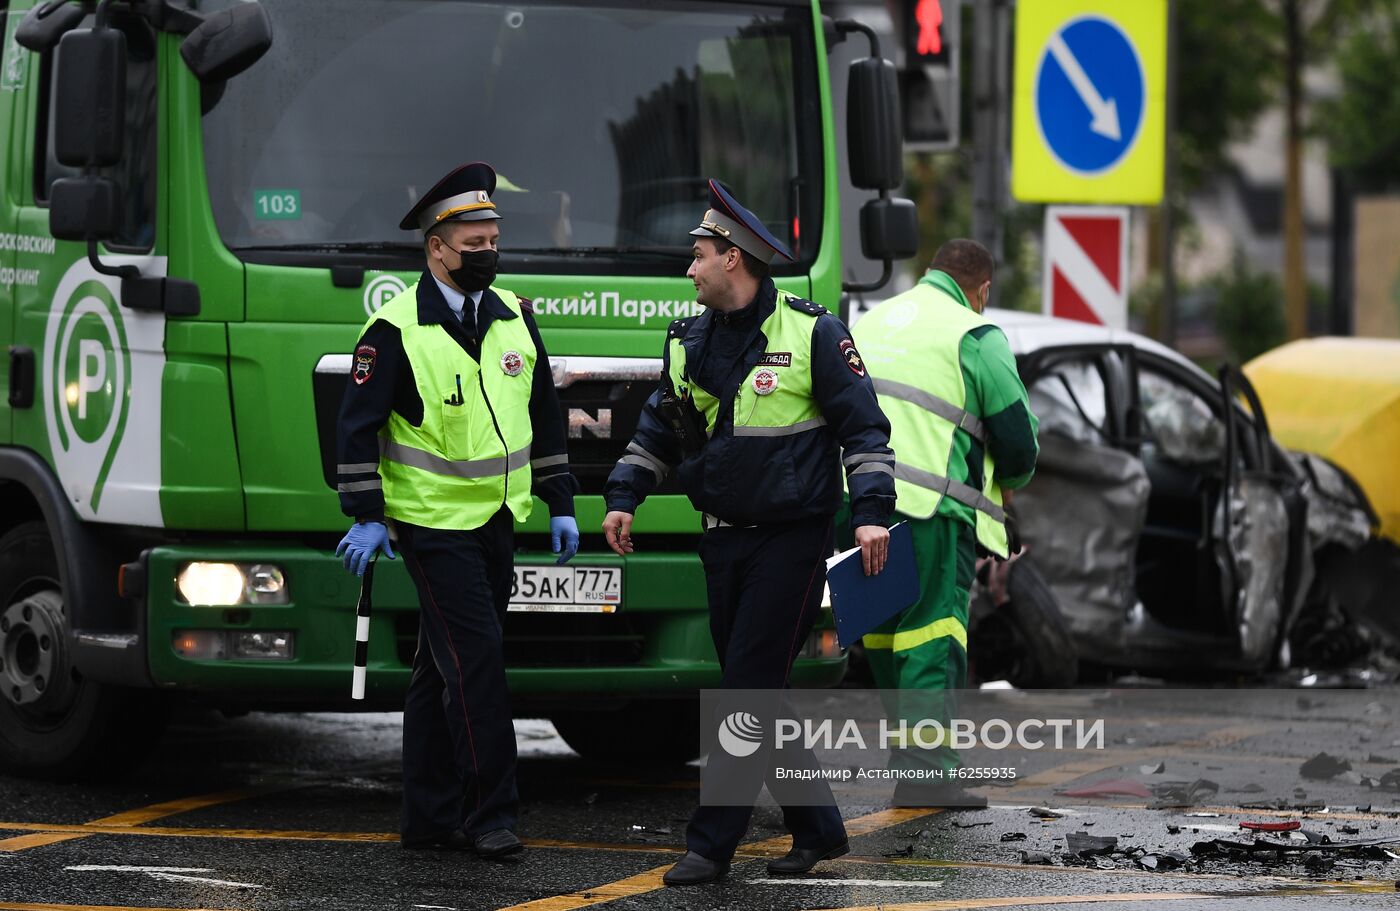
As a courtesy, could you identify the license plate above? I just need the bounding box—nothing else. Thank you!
[508,565,622,613]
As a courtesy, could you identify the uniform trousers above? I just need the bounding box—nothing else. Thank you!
[396,508,518,842]
[863,515,977,775]
[686,517,848,862]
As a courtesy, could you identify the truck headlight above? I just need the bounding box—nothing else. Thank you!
[176,562,290,605]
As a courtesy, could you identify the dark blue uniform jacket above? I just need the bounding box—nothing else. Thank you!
[604,278,895,528]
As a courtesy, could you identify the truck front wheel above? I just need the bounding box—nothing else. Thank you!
[0,521,167,780]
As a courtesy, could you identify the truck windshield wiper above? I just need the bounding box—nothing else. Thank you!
[507,246,692,259]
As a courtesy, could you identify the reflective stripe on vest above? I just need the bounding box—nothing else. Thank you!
[380,439,532,479]
[872,377,985,442]
[667,291,823,439]
[892,462,1006,524]
[364,282,537,530]
[854,282,1009,557]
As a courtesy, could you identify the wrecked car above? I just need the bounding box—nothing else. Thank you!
[965,310,1387,682]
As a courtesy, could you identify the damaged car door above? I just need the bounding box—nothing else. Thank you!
[1015,345,1150,661]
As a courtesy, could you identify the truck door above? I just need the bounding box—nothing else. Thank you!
[1,3,20,442]
[13,9,164,525]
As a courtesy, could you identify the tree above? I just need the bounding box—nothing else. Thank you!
[1174,0,1281,193]
[1316,1,1400,189]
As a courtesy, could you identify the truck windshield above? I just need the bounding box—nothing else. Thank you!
[200,0,823,272]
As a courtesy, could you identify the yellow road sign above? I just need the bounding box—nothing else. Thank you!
[1011,0,1166,204]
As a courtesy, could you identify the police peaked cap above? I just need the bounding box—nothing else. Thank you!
[399,162,501,232]
[689,179,794,265]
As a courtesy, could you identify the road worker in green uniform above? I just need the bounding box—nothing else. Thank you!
[852,239,1039,807]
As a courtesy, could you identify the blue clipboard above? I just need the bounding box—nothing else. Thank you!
[826,521,919,648]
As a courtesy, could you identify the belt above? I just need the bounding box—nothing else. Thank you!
[701,513,757,532]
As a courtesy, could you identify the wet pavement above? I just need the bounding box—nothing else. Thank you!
[2,689,1400,911]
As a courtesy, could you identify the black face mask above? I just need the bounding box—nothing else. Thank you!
[443,247,498,293]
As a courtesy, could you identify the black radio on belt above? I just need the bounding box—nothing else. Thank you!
[659,382,706,460]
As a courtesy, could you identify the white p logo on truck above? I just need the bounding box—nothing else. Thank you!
[42,258,166,526]
[46,278,130,513]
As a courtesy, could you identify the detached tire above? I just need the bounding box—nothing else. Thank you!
[970,556,1079,688]
[0,521,168,781]
[552,698,700,765]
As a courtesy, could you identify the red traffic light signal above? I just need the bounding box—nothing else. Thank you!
[905,0,953,66]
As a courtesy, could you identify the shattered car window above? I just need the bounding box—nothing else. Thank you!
[1028,359,1110,446]
[1140,370,1224,465]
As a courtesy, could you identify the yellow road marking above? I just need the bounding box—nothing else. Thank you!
[742,808,942,858]
[0,904,235,911]
[497,866,674,911]
[493,807,942,911]
[0,784,296,853]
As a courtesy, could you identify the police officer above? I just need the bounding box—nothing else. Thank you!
[602,181,896,885]
[852,239,1038,807]
[335,163,580,857]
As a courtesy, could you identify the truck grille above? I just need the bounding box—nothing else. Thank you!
[312,355,674,496]
[394,611,646,668]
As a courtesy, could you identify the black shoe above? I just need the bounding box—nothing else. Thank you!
[401,829,473,852]
[766,840,850,874]
[662,851,729,886]
[892,781,989,809]
[473,828,524,858]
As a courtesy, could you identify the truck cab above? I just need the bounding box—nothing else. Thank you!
[0,0,914,777]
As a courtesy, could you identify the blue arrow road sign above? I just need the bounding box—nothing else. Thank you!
[1035,16,1145,175]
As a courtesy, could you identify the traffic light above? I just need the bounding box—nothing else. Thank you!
[904,0,953,68]
[900,0,960,150]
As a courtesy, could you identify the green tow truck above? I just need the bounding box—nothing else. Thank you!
[0,0,916,777]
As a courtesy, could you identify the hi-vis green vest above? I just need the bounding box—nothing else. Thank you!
[365,283,536,530]
[853,282,1010,557]
[666,291,825,438]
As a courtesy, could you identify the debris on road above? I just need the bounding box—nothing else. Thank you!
[1240,821,1302,832]
[1029,807,1065,819]
[1057,779,1152,799]
[1065,832,1118,857]
[1019,851,1055,865]
[1149,779,1219,808]
[1001,832,1028,842]
[1300,752,1353,780]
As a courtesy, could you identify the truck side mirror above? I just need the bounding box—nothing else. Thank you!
[860,197,919,261]
[54,29,127,168]
[14,0,87,52]
[847,57,903,191]
[49,177,122,242]
[179,1,273,84]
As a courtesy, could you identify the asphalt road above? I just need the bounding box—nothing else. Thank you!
[3,687,1400,911]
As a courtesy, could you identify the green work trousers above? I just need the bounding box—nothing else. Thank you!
[863,514,977,774]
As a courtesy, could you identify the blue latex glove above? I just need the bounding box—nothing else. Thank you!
[335,521,395,577]
[551,515,580,565]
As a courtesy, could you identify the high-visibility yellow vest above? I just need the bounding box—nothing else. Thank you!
[853,282,1009,557]
[365,284,535,530]
[666,291,825,438]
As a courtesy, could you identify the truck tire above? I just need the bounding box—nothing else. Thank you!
[969,556,1079,689]
[552,698,700,765]
[0,521,168,780]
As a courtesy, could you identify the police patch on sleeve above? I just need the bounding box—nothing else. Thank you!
[839,338,865,377]
[353,344,377,385]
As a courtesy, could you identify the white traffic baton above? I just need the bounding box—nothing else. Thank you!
[351,558,376,700]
